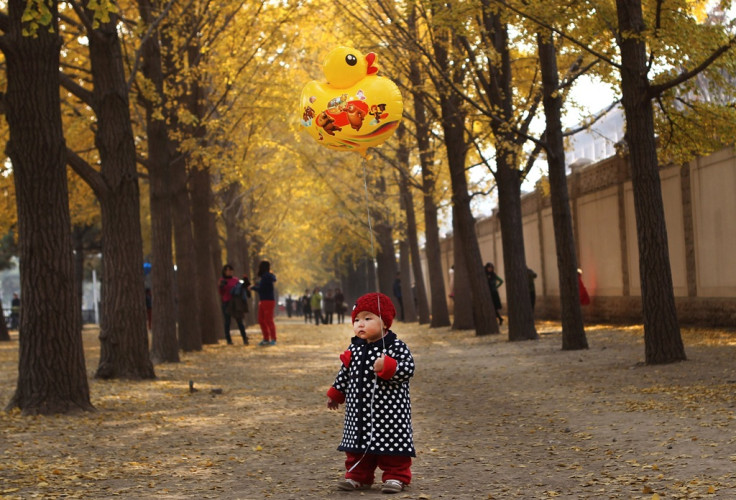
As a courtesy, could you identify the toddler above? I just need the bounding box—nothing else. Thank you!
[327,292,415,494]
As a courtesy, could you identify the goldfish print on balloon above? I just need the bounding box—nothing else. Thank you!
[299,47,403,156]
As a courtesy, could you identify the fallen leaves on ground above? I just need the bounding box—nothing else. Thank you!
[0,321,735,499]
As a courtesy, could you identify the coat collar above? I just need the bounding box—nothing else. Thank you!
[351,330,396,346]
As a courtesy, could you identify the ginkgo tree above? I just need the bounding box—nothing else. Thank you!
[0,0,93,414]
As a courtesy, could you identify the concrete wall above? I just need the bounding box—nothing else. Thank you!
[422,145,736,326]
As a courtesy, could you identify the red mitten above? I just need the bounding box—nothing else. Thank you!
[327,386,345,404]
[375,355,397,380]
[339,350,351,368]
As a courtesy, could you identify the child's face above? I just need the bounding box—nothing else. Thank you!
[353,311,385,343]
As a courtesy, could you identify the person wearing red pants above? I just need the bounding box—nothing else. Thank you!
[250,260,277,346]
[327,293,415,494]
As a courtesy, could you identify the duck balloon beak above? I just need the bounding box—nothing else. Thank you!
[366,52,378,75]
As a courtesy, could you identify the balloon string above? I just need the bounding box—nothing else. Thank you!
[347,154,387,474]
[359,156,386,352]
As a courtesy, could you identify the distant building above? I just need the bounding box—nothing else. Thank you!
[564,105,624,168]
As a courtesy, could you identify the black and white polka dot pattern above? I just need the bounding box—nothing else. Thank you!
[331,331,416,457]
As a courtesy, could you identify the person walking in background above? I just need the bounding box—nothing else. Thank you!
[334,288,346,324]
[10,293,20,330]
[527,268,538,311]
[310,287,323,325]
[393,272,404,322]
[484,263,504,325]
[448,265,455,302]
[219,264,249,345]
[285,295,293,318]
[250,260,277,346]
[295,294,303,316]
[578,269,591,306]
[302,289,312,323]
[323,289,335,324]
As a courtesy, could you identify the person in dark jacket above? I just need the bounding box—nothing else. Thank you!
[302,290,312,323]
[334,288,346,324]
[323,289,335,324]
[10,293,20,330]
[327,292,415,494]
[218,264,248,345]
[484,263,504,325]
[250,260,277,346]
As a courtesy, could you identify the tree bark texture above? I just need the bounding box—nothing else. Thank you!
[495,165,538,341]
[1,0,93,413]
[86,13,155,379]
[399,239,417,322]
[170,154,204,349]
[451,214,474,330]
[139,0,181,362]
[537,32,588,350]
[373,213,398,297]
[189,166,225,344]
[615,0,686,363]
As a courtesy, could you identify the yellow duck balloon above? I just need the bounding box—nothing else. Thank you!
[299,47,403,157]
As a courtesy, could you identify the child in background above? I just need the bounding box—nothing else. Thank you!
[326,292,416,494]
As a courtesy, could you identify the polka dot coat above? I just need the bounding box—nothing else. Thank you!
[330,331,416,457]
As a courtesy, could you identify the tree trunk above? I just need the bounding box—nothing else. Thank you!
[222,183,246,273]
[482,8,537,341]
[220,184,254,324]
[171,154,204,349]
[374,219,397,297]
[209,202,224,286]
[439,98,498,335]
[72,226,85,327]
[86,12,155,380]
[433,23,497,335]
[451,215,474,330]
[1,0,93,413]
[422,177,450,328]
[139,0,181,362]
[190,166,225,344]
[398,239,417,322]
[616,0,685,364]
[396,123,427,323]
[180,30,224,345]
[407,7,449,328]
[537,32,588,350]
[496,165,538,341]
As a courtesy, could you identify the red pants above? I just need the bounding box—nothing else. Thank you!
[258,300,277,341]
[344,452,412,485]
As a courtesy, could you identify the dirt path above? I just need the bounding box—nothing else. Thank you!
[1,320,735,499]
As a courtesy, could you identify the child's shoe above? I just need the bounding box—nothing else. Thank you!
[258,340,270,346]
[381,479,405,494]
[336,478,371,491]
[269,340,276,345]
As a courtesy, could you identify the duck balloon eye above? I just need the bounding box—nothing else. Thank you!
[345,54,357,66]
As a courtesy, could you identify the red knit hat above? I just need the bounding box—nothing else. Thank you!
[351,292,396,329]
